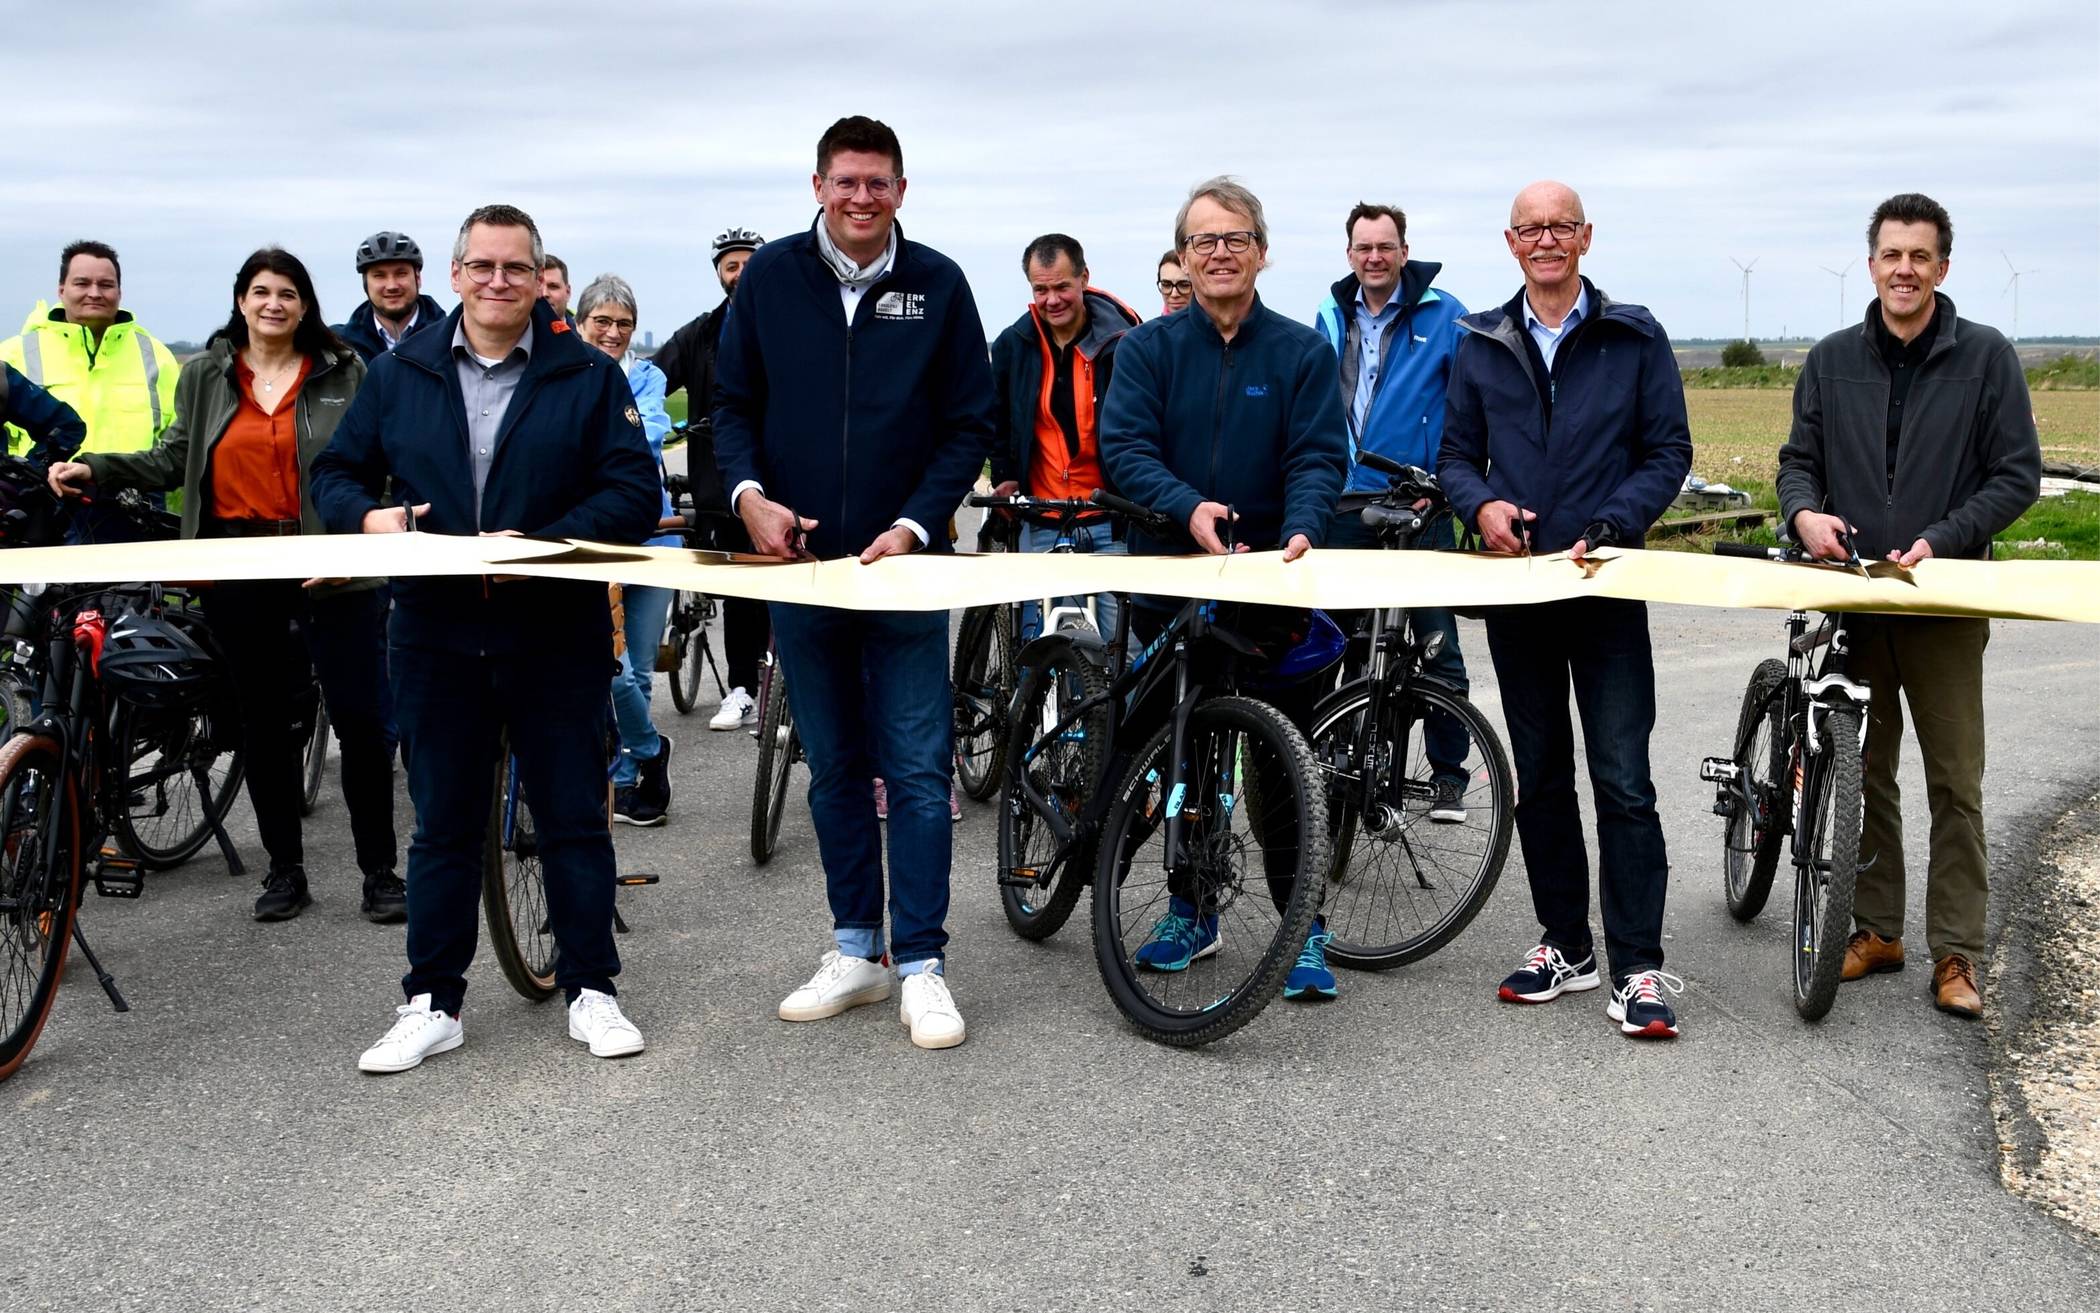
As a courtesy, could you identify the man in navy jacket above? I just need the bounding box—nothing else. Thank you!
[1438,180,1692,1040]
[311,204,662,1074]
[1099,176,1350,999]
[713,116,995,1051]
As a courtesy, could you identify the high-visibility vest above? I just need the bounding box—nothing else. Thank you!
[0,301,180,456]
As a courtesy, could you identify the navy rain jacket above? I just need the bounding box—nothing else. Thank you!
[309,300,661,661]
[334,294,449,363]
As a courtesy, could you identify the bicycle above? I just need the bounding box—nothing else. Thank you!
[1307,452,1514,970]
[998,489,1335,1047]
[658,473,728,716]
[950,510,1018,802]
[0,583,248,1079]
[749,638,801,864]
[1699,541,1871,1021]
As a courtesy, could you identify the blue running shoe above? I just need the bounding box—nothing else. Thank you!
[1282,920,1337,1000]
[1133,896,1221,971]
[1606,968,1685,1039]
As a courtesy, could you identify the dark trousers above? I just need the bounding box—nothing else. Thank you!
[392,647,620,1013]
[1324,511,1472,782]
[767,603,951,966]
[706,517,771,692]
[200,581,397,877]
[1484,597,1669,979]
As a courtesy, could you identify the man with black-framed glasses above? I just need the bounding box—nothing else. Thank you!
[1438,180,1692,1040]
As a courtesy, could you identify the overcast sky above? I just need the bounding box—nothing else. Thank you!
[7,0,2096,347]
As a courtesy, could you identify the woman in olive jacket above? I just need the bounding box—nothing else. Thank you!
[48,247,401,925]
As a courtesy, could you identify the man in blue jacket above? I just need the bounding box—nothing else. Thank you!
[1099,175,1350,998]
[310,203,662,1074]
[1313,201,1472,822]
[334,231,446,362]
[713,116,996,1051]
[1439,180,1692,1040]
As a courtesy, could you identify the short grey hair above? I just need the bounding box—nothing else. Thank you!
[576,273,637,321]
[451,203,546,267]
[1174,175,1269,252]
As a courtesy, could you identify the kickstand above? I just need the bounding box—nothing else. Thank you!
[71,921,130,1012]
[195,762,246,878]
[701,634,727,699]
[612,904,631,935]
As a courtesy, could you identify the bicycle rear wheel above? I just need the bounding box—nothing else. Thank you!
[0,734,84,1080]
[1794,705,1863,1021]
[952,605,1011,802]
[112,700,245,871]
[482,733,558,1001]
[299,693,330,817]
[1310,678,1512,971]
[1724,659,1788,922]
[750,657,798,864]
[668,592,705,715]
[1092,696,1329,1047]
[996,640,1107,941]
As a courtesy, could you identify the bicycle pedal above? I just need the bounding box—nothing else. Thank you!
[615,873,661,887]
[93,850,145,899]
[1698,757,1740,784]
[997,867,1046,889]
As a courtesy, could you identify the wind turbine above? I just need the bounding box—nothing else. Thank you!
[1730,257,1758,344]
[2002,251,2037,342]
[1819,260,1855,331]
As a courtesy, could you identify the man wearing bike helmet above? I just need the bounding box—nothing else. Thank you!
[1098,175,1351,1000]
[1777,192,2040,1020]
[656,226,769,731]
[1439,180,1692,1040]
[335,231,446,363]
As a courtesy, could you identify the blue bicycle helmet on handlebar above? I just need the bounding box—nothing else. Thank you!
[1268,608,1347,681]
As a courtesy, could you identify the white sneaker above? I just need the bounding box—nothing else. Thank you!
[778,949,893,1022]
[899,970,966,1050]
[710,686,757,731]
[568,988,645,1058]
[357,993,463,1073]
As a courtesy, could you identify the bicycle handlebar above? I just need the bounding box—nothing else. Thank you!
[1714,541,1783,560]
[1087,488,1176,536]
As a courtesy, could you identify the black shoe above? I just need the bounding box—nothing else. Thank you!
[636,733,674,813]
[1428,776,1468,824]
[613,785,666,828]
[253,865,312,922]
[361,869,407,924]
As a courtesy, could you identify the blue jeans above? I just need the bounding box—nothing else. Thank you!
[1018,519,1124,643]
[609,585,671,787]
[768,602,952,971]
[1483,597,1669,979]
[1324,511,1471,782]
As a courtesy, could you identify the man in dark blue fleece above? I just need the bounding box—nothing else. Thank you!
[1098,175,1350,999]
[713,115,996,1051]
[1438,180,1692,1041]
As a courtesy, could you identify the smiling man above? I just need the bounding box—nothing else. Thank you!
[1438,180,1692,1040]
[1777,192,2040,1020]
[336,231,446,362]
[3,240,179,463]
[988,232,1142,639]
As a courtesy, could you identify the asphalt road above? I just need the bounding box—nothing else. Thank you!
[9,604,2100,1311]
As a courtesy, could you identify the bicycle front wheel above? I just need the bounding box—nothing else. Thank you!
[669,592,705,715]
[0,734,84,1080]
[996,640,1107,941]
[1794,704,1864,1021]
[952,605,1011,802]
[112,700,245,871]
[750,659,798,864]
[482,734,558,1001]
[1724,658,1788,921]
[1092,695,1329,1047]
[1310,678,1512,971]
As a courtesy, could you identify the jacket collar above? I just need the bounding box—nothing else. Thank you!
[1026,287,1142,357]
[201,334,355,383]
[25,301,138,337]
[395,299,588,378]
[1327,260,1444,319]
[1464,276,1655,343]
[1858,292,1960,361]
[1185,291,1268,347]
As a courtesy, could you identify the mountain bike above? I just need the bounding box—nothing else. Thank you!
[1308,453,1513,970]
[749,640,801,864]
[951,513,1017,802]
[1699,541,1871,1020]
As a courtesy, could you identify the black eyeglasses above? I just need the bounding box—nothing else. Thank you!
[1184,231,1258,256]
[460,260,539,285]
[1156,279,1192,295]
[1511,222,1583,243]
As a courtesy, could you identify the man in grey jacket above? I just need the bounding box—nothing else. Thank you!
[1777,191,2040,1021]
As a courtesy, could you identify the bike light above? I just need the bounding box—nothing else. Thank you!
[1421,631,1446,661]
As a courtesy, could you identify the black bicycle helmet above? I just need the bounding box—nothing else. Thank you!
[711,227,764,264]
[355,231,424,273]
[99,609,218,709]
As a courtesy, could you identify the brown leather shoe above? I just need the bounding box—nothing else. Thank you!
[1932,954,1983,1018]
[1841,930,1905,981]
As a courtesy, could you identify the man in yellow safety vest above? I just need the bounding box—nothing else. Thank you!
[2,239,181,460]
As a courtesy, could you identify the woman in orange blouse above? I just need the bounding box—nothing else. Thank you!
[50,248,401,925]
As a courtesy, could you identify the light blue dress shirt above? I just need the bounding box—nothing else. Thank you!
[1524,285,1588,371]
[1351,286,1403,435]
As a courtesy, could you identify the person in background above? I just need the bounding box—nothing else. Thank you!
[46,248,402,927]
[576,273,680,828]
[335,231,446,362]
[0,359,87,468]
[539,254,573,321]
[1156,250,1191,316]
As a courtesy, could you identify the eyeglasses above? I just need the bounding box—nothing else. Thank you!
[826,174,898,199]
[1510,222,1583,244]
[460,260,539,285]
[1184,230,1258,256]
[1156,279,1192,295]
[584,314,636,332]
[1350,242,1402,257]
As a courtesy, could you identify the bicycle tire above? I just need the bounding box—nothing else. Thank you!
[0,734,84,1081]
[0,670,33,740]
[299,696,330,817]
[1092,695,1329,1047]
[1723,658,1789,922]
[750,659,797,865]
[996,638,1108,941]
[482,733,558,1001]
[112,700,246,871]
[1794,704,1864,1021]
[952,604,1011,802]
[669,592,704,715]
[1310,677,1513,971]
